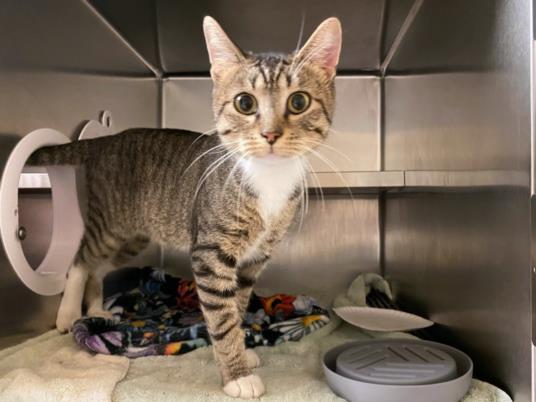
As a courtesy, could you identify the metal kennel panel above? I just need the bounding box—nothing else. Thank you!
[383,1,531,401]
[0,0,160,345]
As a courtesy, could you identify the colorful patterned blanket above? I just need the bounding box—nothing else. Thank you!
[73,267,330,358]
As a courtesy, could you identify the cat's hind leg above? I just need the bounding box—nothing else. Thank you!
[84,264,114,320]
[84,235,150,320]
[56,229,123,332]
[56,261,89,333]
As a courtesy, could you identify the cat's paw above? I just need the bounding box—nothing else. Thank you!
[223,374,265,398]
[245,349,261,368]
[56,306,81,333]
[87,308,115,321]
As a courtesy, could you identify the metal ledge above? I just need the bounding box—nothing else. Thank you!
[404,170,529,189]
[19,170,528,192]
[307,171,404,190]
[307,170,528,192]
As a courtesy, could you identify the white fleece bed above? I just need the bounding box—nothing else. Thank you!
[0,274,512,402]
[0,319,511,402]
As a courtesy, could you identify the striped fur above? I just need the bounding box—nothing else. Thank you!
[30,16,341,398]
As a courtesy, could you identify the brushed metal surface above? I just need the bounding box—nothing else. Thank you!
[88,0,162,73]
[0,0,152,75]
[381,0,417,62]
[404,170,529,189]
[0,73,159,140]
[0,262,60,348]
[385,73,530,171]
[163,76,380,174]
[163,78,212,132]
[90,0,388,74]
[386,0,520,74]
[308,171,403,190]
[384,190,531,402]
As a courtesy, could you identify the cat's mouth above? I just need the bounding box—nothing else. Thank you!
[256,146,297,159]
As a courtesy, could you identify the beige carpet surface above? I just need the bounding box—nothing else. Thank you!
[112,319,511,402]
[0,330,128,402]
[0,272,512,402]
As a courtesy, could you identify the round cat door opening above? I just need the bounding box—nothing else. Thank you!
[0,129,84,295]
[18,167,53,270]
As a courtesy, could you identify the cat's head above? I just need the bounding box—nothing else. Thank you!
[203,16,342,160]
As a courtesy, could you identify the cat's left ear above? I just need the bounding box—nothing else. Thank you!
[203,16,245,80]
[295,17,342,79]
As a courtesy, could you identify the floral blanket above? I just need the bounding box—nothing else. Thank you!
[73,267,330,358]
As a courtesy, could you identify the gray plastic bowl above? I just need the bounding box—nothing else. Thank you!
[323,339,473,402]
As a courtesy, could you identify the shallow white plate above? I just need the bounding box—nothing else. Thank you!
[333,306,434,332]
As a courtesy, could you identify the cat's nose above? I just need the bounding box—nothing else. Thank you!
[261,131,282,145]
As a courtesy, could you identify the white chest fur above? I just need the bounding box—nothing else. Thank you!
[237,156,304,264]
[239,156,304,224]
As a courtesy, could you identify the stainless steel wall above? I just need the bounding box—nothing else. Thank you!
[383,1,531,401]
[384,190,530,400]
[0,0,159,346]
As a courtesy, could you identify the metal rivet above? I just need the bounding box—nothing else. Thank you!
[17,226,26,241]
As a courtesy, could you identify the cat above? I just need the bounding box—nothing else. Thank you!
[28,16,341,398]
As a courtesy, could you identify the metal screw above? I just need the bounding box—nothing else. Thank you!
[17,226,26,241]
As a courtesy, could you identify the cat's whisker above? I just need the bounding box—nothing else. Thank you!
[299,155,325,212]
[194,147,242,200]
[197,146,241,186]
[303,139,353,163]
[223,154,245,191]
[185,127,219,152]
[293,157,308,234]
[182,127,221,156]
[305,147,355,202]
[300,161,322,203]
[182,141,240,176]
[294,12,307,56]
[235,162,247,232]
[300,140,355,209]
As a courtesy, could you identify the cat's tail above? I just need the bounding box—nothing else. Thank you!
[27,140,93,166]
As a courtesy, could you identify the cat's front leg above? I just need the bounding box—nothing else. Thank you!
[191,242,265,399]
[235,258,269,370]
[236,257,268,319]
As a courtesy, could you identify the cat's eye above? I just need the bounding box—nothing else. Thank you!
[287,92,311,114]
[234,93,257,115]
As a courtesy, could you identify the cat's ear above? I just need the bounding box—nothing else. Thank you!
[203,16,245,79]
[295,17,342,79]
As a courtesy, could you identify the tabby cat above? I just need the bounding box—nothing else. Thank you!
[29,16,341,398]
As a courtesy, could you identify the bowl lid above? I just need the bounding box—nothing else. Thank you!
[335,341,457,385]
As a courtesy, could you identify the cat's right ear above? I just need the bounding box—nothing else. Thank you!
[203,16,245,80]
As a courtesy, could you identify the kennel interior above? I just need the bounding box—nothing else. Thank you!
[0,0,532,401]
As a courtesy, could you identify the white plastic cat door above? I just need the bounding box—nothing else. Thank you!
[0,129,83,295]
[0,112,113,296]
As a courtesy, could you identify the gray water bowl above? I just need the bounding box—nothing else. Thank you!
[323,339,473,402]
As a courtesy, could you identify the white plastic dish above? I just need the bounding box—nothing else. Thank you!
[323,339,473,402]
[333,306,434,332]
